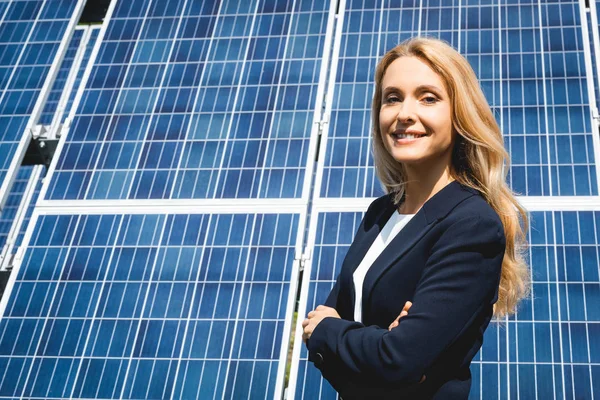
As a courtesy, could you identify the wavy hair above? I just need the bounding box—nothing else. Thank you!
[372,37,529,318]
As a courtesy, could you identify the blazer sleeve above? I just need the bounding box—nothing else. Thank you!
[307,215,505,384]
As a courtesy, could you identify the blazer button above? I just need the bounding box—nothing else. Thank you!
[314,352,324,367]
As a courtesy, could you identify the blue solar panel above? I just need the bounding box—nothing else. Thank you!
[290,209,600,400]
[318,0,599,198]
[0,0,81,207]
[0,211,300,398]
[46,0,330,200]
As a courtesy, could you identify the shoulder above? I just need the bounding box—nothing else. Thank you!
[437,189,506,246]
[361,192,395,220]
[448,190,502,224]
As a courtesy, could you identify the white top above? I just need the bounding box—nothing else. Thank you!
[353,211,415,323]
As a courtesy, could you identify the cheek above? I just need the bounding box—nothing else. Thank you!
[421,108,453,139]
[379,109,395,132]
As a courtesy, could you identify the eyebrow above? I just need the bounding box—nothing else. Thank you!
[382,85,444,95]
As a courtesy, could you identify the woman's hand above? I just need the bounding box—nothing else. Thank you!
[388,301,426,384]
[388,301,412,330]
[302,305,341,343]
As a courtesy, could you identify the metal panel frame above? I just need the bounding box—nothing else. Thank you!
[0,165,43,272]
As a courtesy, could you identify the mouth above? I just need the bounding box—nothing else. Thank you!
[391,131,430,141]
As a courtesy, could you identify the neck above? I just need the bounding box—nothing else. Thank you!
[399,162,454,214]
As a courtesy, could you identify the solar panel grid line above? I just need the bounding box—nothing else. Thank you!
[0,165,43,272]
[134,215,197,400]
[535,2,569,392]
[107,213,165,399]
[257,3,320,202]
[0,0,86,211]
[538,2,553,198]
[313,195,600,211]
[154,213,208,397]
[85,0,191,201]
[214,214,257,400]
[10,214,81,398]
[216,0,291,201]
[33,199,308,216]
[56,0,153,202]
[43,215,119,399]
[122,0,218,202]
[567,210,593,397]
[214,1,325,201]
[0,0,49,108]
[0,1,12,29]
[166,0,227,201]
[562,1,584,196]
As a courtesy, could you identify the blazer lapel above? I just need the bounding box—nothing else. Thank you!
[340,195,397,310]
[360,181,479,323]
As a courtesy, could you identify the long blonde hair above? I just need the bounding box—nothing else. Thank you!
[372,37,529,318]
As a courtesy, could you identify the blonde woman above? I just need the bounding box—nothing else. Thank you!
[302,37,529,399]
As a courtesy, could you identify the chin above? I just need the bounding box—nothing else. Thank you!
[387,149,428,164]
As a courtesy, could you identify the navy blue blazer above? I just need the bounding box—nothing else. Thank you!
[307,181,506,399]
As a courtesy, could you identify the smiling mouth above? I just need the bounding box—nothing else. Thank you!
[391,132,430,140]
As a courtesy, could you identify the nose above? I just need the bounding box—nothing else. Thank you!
[396,99,416,124]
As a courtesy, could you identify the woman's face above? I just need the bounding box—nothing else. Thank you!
[379,56,454,167]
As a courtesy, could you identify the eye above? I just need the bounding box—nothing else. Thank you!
[385,95,401,104]
[421,94,438,104]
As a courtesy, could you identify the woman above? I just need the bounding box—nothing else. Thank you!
[302,37,529,399]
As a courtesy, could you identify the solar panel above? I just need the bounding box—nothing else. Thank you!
[0,0,85,210]
[0,209,302,398]
[316,0,599,199]
[44,0,331,201]
[289,208,600,400]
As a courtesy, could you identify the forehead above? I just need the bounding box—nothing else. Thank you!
[381,56,446,91]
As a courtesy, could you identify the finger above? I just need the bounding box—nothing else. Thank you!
[307,311,314,318]
[398,310,408,319]
[315,305,326,311]
[419,375,426,384]
[301,319,309,328]
[388,321,398,330]
[403,301,412,312]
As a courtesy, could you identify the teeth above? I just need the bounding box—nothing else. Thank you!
[395,134,421,139]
